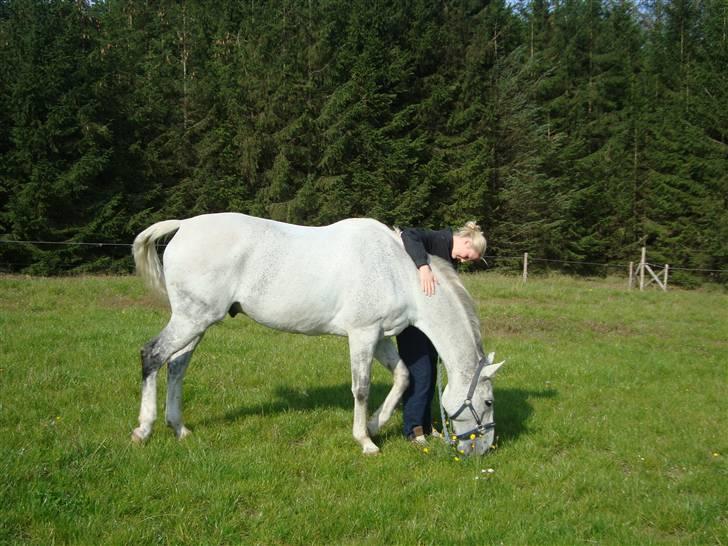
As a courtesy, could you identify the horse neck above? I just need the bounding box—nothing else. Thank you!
[413,288,481,386]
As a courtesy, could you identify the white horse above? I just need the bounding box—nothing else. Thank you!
[131,213,503,455]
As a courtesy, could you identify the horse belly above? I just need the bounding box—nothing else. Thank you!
[239,296,345,336]
[235,266,344,335]
[236,272,407,337]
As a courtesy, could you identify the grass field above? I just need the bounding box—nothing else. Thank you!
[1,273,726,545]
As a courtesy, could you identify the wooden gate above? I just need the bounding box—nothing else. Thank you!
[629,247,669,291]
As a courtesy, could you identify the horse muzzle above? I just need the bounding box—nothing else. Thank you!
[455,426,495,456]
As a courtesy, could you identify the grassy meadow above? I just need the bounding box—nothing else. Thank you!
[0,273,726,544]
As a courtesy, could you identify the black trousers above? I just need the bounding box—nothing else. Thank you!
[397,325,438,437]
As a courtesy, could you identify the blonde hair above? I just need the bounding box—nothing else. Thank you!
[455,221,487,257]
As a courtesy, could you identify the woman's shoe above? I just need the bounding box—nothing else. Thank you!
[408,425,428,445]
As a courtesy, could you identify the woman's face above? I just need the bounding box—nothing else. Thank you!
[452,236,481,263]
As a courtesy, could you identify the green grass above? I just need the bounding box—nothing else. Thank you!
[1,274,726,545]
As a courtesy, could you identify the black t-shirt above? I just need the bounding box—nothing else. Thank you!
[400,227,455,268]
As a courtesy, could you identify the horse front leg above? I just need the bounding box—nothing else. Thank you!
[348,329,380,455]
[367,338,409,437]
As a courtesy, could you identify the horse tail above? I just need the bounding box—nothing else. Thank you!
[133,219,182,300]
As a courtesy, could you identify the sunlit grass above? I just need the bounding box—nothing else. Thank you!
[1,274,726,544]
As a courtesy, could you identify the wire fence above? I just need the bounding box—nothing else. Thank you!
[481,254,727,273]
[0,239,136,274]
[1,238,727,282]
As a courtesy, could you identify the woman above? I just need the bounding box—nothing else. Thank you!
[398,221,486,444]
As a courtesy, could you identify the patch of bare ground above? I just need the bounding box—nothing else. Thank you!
[582,320,636,336]
[97,292,168,311]
[482,315,556,338]
[482,315,635,338]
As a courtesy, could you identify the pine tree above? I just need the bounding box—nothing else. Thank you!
[0,0,116,272]
[640,0,728,278]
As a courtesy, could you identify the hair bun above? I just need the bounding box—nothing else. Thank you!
[465,220,481,232]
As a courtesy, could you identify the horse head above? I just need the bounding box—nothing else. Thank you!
[441,353,505,456]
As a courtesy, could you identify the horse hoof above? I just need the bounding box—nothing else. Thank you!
[362,444,380,456]
[131,428,147,444]
[177,426,191,440]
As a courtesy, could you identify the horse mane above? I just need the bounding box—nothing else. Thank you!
[429,256,483,348]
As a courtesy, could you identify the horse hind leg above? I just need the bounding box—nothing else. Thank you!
[131,316,207,443]
[165,335,202,440]
[367,338,409,437]
[131,336,163,443]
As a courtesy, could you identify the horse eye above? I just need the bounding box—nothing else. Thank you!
[485,400,493,407]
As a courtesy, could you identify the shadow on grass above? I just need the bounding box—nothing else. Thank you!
[493,387,558,444]
[200,383,557,447]
[198,382,390,425]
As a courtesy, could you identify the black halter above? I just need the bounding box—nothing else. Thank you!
[439,354,496,445]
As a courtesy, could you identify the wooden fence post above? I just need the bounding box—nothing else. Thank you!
[664,264,669,291]
[639,247,646,291]
[523,252,528,283]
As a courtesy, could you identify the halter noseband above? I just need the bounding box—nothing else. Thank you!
[438,353,496,445]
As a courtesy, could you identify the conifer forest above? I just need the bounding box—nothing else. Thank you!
[0,0,726,282]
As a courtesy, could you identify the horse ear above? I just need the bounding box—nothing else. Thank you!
[482,360,505,379]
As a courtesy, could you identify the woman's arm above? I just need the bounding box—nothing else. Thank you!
[401,228,438,296]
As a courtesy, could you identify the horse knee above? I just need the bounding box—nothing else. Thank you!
[352,383,370,403]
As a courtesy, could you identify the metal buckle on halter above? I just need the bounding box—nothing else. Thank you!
[453,419,496,441]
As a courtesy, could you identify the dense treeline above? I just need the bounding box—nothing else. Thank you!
[0,0,726,282]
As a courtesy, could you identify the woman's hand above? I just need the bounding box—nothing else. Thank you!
[418,265,438,296]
